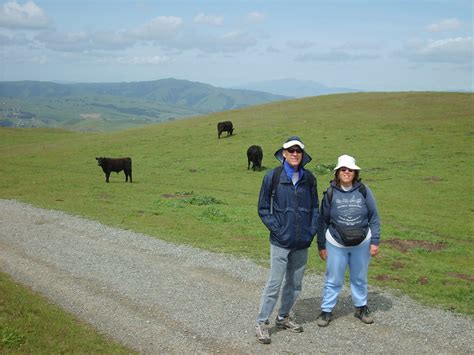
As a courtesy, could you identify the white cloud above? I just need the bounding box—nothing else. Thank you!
[426,18,462,32]
[0,0,49,29]
[36,30,90,52]
[29,54,46,63]
[405,37,473,64]
[335,41,384,51]
[92,31,136,50]
[286,40,314,49]
[168,30,257,53]
[217,30,257,52]
[130,16,182,40]
[0,32,31,45]
[35,29,135,53]
[0,49,47,64]
[295,50,379,62]
[266,46,281,53]
[246,11,265,23]
[116,55,169,65]
[193,13,223,26]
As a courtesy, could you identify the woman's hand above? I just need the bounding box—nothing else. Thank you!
[319,249,327,261]
[370,244,379,257]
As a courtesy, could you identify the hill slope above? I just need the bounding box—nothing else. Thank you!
[0,78,288,131]
[0,92,472,315]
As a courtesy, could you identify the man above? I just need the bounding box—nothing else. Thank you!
[255,136,320,344]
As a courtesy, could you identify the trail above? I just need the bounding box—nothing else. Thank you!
[0,199,472,354]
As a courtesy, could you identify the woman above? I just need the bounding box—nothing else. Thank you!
[316,154,380,327]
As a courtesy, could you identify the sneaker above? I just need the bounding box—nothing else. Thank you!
[275,315,303,333]
[354,305,374,324]
[255,322,271,344]
[316,311,332,327]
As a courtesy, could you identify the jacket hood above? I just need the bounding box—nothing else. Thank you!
[274,135,312,167]
[274,148,312,167]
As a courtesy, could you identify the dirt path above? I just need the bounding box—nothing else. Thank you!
[0,199,472,354]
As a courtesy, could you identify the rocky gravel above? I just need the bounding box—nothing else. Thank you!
[0,199,472,354]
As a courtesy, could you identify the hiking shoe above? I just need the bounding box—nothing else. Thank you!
[316,311,332,327]
[354,305,374,324]
[255,322,271,344]
[275,315,303,333]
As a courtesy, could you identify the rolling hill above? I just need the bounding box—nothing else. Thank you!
[0,92,472,315]
[0,78,288,131]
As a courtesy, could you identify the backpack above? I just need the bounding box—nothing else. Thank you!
[323,183,367,224]
[269,165,316,215]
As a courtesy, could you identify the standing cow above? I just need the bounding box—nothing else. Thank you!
[217,121,234,139]
[96,157,132,183]
[247,145,263,171]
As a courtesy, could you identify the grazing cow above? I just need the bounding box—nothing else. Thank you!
[96,157,132,183]
[217,121,234,139]
[247,145,263,171]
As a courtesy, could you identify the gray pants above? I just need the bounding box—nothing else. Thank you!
[256,244,308,324]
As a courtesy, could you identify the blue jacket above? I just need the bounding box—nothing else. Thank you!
[317,180,381,250]
[258,161,320,250]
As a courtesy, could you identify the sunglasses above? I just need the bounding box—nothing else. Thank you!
[286,147,302,154]
[340,167,354,173]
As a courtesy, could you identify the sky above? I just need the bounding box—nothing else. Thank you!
[0,0,472,92]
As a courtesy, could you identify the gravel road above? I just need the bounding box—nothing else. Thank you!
[0,199,472,354]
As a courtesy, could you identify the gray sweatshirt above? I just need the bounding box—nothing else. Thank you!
[317,181,381,250]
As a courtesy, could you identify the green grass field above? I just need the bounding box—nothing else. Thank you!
[0,272,134,353]
[0,92,473,350]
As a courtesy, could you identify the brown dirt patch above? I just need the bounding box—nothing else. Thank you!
[385,238,447,253]
[447,272,474,282]
[374,274,403,282]
[391,261,405,270]
[418,276,429,284]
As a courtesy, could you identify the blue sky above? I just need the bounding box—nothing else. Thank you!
[0,0,472,91]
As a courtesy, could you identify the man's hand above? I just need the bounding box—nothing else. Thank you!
[319,249,327,261]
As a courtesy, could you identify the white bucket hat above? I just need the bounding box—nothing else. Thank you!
[334,154,361,171]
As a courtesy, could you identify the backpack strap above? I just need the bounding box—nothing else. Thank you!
[306,171,316,191]
[359,183,367,198]
[270,165,283,215]
[323,186,333,225]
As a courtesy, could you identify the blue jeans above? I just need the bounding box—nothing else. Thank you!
[321,241,371,312]
[256,244,308,324]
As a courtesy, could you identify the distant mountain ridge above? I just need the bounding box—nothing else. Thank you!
[0,78,289,130]
[0,78,288,110]
[233,78,360,98]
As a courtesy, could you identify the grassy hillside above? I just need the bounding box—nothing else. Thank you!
[0,92,472,315]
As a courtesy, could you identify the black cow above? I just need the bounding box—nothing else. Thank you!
[247,145,263,171]
[217,121,234,139]
[96,157,132,183]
